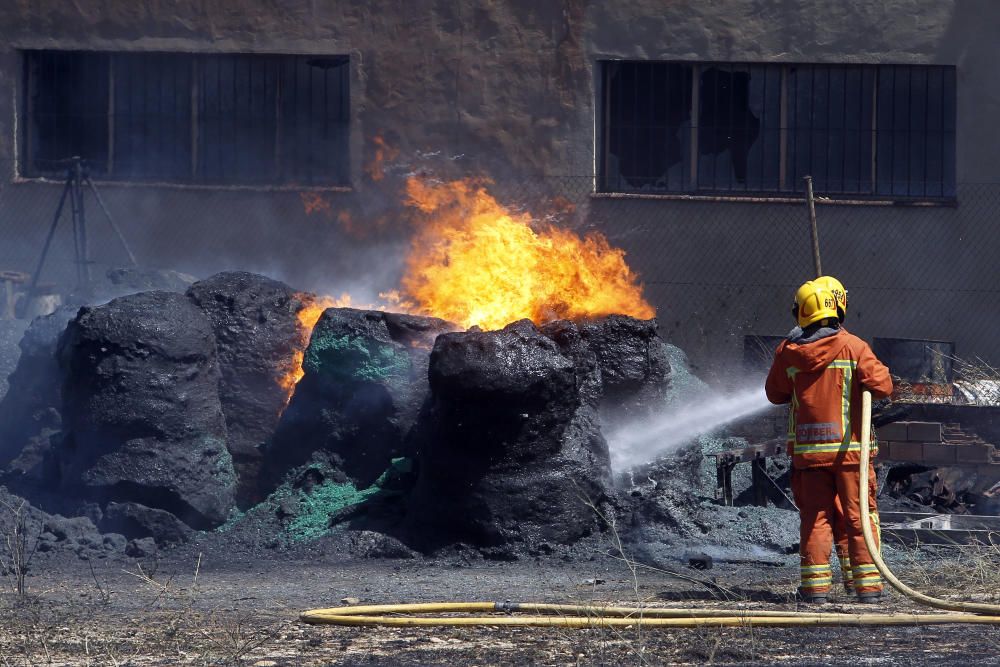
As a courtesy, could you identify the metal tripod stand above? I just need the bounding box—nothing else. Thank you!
[28,156,136,297]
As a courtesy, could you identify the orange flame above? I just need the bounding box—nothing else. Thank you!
[398,177,655,330]
[279,175,655,400]
[278,293,355,398]
[365,134,400,182]
[300,192,333,218]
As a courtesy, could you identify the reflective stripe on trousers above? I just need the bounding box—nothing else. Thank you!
[800,563,832,593]
[853,563,882,593]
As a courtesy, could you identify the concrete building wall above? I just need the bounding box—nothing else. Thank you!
[1,1,998,381]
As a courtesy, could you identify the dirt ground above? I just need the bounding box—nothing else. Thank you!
[2,542,999,666]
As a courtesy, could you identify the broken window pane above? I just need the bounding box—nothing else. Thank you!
[600,60,955,199]
[602,61,693,192]
[697,64,777,191]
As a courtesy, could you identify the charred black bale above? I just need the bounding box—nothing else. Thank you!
[577,315,671,422]
[405,319,612,555]
[264,308,453,491]
[0,306,78,480]
[186,271,307,505]
[57,291,235,529]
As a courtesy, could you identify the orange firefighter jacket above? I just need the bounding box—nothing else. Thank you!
[766,328,893,469]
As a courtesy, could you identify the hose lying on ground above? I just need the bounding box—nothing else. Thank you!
[301,391,1000,628]
[858,390,1000,616]
[299,602,1000,628]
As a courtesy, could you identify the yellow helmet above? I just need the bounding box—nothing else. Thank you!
[792,280,839,328]
[815,275,848,322]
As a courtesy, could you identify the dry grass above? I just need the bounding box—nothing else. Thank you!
[577,490,765,666]
[197,610,280,665]
[0,498,39,597]
[0,551,286,666]
[886,533,1000,603]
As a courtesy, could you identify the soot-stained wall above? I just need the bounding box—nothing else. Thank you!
[1,1,998,381]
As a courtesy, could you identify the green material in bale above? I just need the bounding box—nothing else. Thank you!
[213,458,414,544]
[284,457,413,542]
[304,332,410,383]
[286,481,380,541]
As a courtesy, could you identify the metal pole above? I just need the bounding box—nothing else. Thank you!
[28,174,73,295]
[804,175,822,277]
[85,175,137,266]
[74,159,91,289]
[68,166,83,288]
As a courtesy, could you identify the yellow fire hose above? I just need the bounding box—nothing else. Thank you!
[858,390,1000,616]
[301,391,1000,628]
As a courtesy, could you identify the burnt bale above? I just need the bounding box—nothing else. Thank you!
[577,315,671,421]
[0,306,78,479]
[405,319,611,554]
[538,319,603,406]
[186,271,308,505]
[57,291,235,530]
[265,308,453,490]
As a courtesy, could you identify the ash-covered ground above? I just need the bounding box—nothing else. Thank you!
[1,268,998,666]
[3,540,1000,666]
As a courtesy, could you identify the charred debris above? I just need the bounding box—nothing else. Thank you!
[0,269,995,564]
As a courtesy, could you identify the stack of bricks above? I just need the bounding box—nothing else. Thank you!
[875,421,998,465]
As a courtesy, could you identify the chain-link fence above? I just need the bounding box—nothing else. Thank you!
[0,176,997,383]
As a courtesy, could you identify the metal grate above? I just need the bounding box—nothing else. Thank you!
[21,50,350,186]
[599,61,956,200]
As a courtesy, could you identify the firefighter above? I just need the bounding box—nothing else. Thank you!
[766,280,893,603]
[814,275,854,592]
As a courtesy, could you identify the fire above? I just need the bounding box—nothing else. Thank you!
[278,175,655,399]
[300,192,333,218]
[278,293,355,398]
[365,134,400,181]
[398,177,655,330]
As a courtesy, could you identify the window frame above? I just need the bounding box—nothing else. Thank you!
[18,49,352,189]
[597,60,957,203]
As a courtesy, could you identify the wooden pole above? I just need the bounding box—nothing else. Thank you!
[804,175,822,277]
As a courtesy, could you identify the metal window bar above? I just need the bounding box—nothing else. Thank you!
[888,65,896,196]
[630,61,639,189]
[647,63,656,189]
[840,67,847,192]
[779,65,787,190]
[909,65,916,196]
[689,63,699,190]
[871,67,878,194]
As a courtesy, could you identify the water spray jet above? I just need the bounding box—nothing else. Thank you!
[607,385,773,471]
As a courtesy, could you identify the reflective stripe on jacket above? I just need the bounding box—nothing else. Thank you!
[765,328,892,468]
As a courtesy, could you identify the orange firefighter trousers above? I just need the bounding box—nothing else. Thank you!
[792,464,882,595]
[832,498,853,591]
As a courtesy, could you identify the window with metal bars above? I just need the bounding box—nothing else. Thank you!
[21,50,350,186]
[599,61,956,200]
